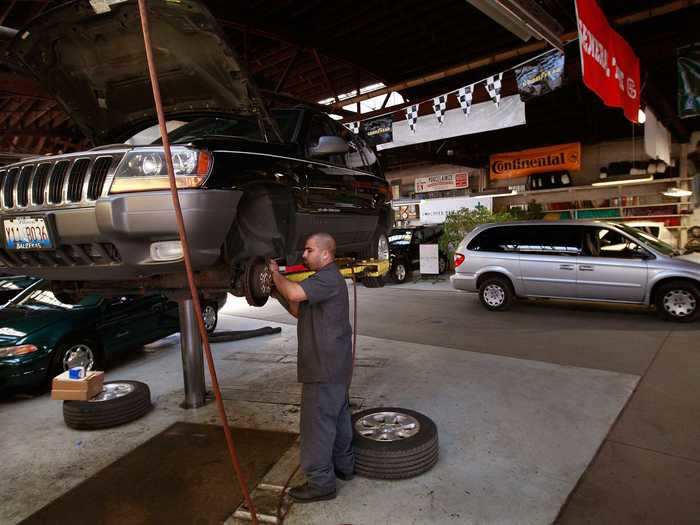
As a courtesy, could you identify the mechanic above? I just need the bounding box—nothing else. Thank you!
[269,232,355,503]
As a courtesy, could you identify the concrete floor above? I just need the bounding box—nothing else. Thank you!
[1,281,698,524]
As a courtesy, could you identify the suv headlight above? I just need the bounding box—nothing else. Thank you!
[110,147,212,193]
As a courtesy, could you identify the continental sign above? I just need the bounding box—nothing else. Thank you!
[489,143,581,180]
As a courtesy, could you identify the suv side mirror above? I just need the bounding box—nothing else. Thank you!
[309,136,349,157]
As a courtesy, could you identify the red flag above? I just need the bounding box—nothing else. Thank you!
[575,0,641,123]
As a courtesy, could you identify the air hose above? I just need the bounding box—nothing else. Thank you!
[136,2,259,523]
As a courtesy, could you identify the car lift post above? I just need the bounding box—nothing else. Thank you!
[178,297,206,409]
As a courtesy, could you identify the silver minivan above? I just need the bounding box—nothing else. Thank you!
[450,220,700,322]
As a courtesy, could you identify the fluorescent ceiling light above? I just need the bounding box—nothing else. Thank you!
[592,176,653,187]
[662,187,692,197]
[472,189,518,197]
[465,0,564,50]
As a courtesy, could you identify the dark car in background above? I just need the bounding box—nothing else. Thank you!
[388,225,448,283]
[0,280,223,393]
[0,0,391,306]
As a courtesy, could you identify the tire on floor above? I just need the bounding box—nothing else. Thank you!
[351,407,438,480]
[63,381,152,430]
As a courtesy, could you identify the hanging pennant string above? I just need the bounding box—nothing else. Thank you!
[346,40,578,125]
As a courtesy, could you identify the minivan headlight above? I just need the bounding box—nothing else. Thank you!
[110,147,212,193]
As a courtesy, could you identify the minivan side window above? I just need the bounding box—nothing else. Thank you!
[518,225,581,256]
[584,227,647,259]
[467,226,524,252]
[468,225,580,255]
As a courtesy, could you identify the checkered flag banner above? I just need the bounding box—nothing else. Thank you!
[457,85,474,117]
[344,121,360,134]
[485,73,503,107]
[432,95,448,125]
[406,105,419,134]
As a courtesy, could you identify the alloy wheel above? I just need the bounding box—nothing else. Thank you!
[395,263,406,282]
[354,410,421,442]
[62,344,95,371]
[202,305,217,331]
[377,234,389,261]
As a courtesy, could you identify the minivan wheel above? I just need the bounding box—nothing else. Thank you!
[478,277,514,311]
[655,281,700,322]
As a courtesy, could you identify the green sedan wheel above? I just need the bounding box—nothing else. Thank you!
[52,340,101,377]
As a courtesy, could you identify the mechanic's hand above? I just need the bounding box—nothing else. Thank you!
[268,259,279,273]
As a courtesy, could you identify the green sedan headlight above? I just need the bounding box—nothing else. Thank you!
[0,344,38,358]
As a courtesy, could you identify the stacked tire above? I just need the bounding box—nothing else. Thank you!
[352,407,439,480]
[63,381,152,430]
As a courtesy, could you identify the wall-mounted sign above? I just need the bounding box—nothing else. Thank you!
[419,196,493,224]
[489,143,581,181]
[516,50,565,101]
[394,204,419,221]
[363,116,394,145]
[415,173,469,193]
[575,0,640,123]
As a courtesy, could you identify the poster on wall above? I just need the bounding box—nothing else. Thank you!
[419,196,493,224]
[395,204,419,221]
[363,116,394,145]
[516,51,566,101]
[574,0,640,123]
[489,143,581,181]
[678,43,700,119]
[415,173,469,193]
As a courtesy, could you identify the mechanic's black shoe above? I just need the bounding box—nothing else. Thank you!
[288,483,336,503]
[334,469,355,481]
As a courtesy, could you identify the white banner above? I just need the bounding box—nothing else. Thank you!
[419,196,493,224]
[415,172,469,193]
[419,244,440,274]
[377,95,526,151]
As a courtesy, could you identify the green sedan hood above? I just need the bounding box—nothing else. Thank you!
[0,306,93,346]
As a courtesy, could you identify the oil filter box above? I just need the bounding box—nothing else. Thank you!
[51,370,104,401]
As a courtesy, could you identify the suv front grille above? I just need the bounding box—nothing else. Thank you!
[3,168,19,208]
[0,153,123,211]
[16,165,35,207]
[48,161,69,204]
[67,158,90,202]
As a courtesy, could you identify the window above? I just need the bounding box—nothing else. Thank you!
[468,225,581,255]
[468,226,524,252]
[518,226,581,256]
[583,227,647,259]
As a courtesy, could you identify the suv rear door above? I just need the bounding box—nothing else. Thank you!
[518,225,581,298]
[577,226,649,302]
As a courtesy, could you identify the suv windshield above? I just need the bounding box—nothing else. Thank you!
[158,116,268,144]
[617,223,677,256]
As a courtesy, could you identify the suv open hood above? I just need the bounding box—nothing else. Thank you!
[8,0,261,145]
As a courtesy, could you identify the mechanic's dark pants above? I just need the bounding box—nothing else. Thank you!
[300,383,354,491]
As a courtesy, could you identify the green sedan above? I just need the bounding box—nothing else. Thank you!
[0,280,221,392]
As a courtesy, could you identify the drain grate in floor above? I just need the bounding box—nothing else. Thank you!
[20,422,297,525]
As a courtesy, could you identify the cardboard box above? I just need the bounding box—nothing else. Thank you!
[51,370,104,401]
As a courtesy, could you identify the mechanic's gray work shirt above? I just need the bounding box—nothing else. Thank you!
[297,262,352,385]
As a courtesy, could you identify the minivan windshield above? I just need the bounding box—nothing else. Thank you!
[617,223,677,256]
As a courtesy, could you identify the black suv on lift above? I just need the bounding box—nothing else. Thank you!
[388,225,448,283]
[0,0,391,305]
